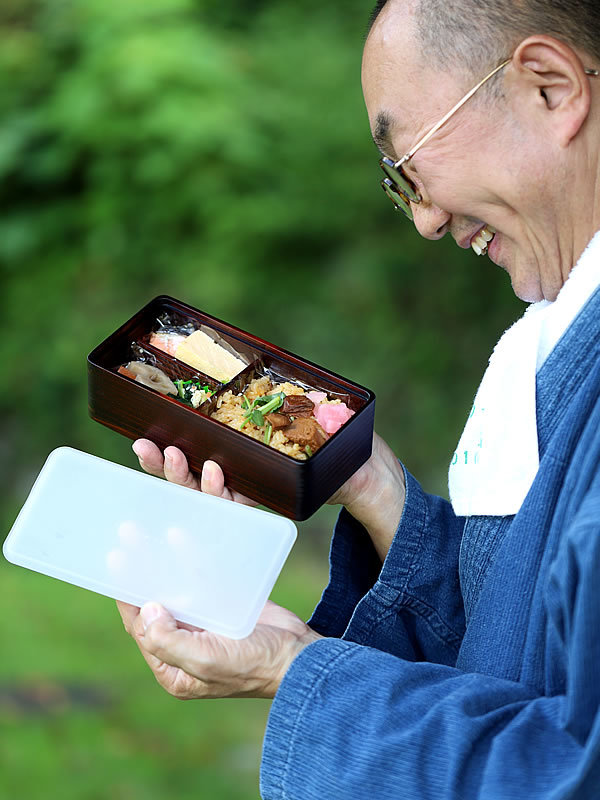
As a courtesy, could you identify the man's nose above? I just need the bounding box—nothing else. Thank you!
[411,200,451,240]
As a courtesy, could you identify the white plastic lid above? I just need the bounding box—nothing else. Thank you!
[3,447,297,639]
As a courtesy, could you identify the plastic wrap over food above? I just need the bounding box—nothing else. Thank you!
[148,312,252,383]
[117,341,218,408]
[147,312,196,356]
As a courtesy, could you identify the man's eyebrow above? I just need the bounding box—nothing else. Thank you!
[373,111,395,156]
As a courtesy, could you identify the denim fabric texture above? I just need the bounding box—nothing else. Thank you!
[260,286,600,799]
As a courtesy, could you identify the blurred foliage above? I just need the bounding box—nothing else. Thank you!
[0,0,523,514]
[1,0,523,796]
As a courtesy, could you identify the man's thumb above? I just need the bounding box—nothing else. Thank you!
[139,602,191,667]
[140,602,172,633]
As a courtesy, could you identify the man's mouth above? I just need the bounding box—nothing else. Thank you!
[471,224,496,256]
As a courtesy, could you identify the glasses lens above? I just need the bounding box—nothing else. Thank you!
[379,157,420,203]
[381,179,413,220]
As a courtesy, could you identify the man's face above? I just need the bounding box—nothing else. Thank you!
[362,3,566,302]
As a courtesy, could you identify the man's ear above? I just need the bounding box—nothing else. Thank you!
[510,36,592,147]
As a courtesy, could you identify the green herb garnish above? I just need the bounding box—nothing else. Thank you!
[240,392,285,429]
[173,379,214,406]
[264,423,273,446]
[305,445,313,457]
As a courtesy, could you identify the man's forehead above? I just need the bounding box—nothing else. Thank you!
[363,7,465,158]
[362,2,424,154]
[364,0,419,66]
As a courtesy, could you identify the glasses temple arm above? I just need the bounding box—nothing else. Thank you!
[405,59,511,162]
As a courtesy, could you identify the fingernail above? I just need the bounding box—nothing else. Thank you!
[140,602,162,631]
[132,442,143,459]
[164,451,173,467]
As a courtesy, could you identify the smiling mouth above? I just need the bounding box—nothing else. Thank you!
[471,224,496,256]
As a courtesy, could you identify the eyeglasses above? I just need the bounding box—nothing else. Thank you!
[380,60,600,220]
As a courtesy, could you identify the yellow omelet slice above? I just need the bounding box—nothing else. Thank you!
[175,331,246,383]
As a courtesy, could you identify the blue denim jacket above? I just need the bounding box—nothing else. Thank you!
[261,287,600,799]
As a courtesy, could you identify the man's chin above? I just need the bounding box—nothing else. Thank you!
[489,239,543,302]
[512,284,542,303]
[508,270,544,303]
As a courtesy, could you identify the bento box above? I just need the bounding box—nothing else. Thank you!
[87,295,375,520]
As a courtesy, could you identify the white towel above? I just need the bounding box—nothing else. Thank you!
[448,231,600,517]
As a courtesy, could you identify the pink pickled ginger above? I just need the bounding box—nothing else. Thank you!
[313,402,354,435]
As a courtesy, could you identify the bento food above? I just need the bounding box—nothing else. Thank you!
[171,330,246,383]
[113,310,249,409]
[117,363,177,396]
[117,358,215,408]
[149,314,248,382]
[172,378,215,408]
[111,308,357,460]
[211,376,354,460]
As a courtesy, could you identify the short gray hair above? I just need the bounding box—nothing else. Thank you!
[369,0,600,78]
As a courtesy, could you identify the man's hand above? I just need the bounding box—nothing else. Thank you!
[327,432,406,562]
[125,438,322,699]
[117,599,321,700]
[131,438,256,505]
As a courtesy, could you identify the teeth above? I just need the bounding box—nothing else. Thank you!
[471,224,496,256]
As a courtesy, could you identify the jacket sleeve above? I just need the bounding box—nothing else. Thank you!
[309,467,466,665]
[261,480,600,799]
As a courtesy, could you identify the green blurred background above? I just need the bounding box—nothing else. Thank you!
[0,1,523,797]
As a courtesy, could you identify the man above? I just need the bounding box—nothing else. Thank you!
[118,1,600,796]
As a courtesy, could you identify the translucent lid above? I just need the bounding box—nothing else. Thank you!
[3,447,297,639]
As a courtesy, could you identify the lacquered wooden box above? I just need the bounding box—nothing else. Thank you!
[87,295,375,520]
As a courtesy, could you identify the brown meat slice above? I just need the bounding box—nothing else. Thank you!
[283,418,328,452]
[265,412,291,430]
[281,394,315,418]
